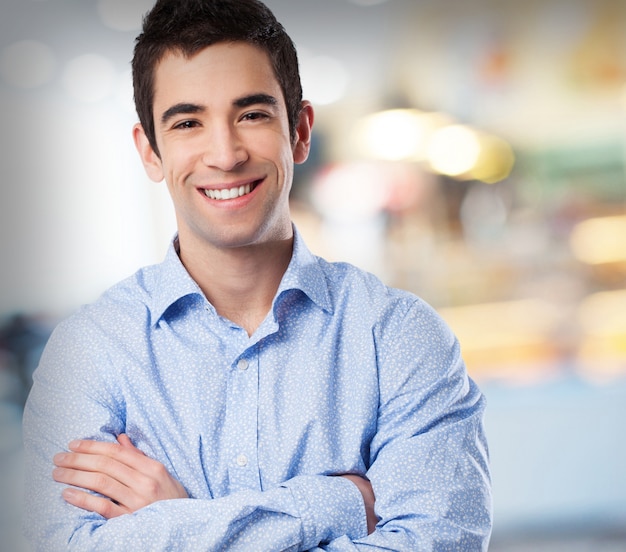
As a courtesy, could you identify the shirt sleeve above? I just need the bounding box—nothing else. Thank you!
[22,321,368,552]
[310,298,493,551]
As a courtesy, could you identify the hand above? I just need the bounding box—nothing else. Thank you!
[53,434,188,519]
[340,474,377,534]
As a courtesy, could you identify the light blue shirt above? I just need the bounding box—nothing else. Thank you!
[23,228,492,551]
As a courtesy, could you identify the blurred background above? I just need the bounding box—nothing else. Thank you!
[1,0,625,550]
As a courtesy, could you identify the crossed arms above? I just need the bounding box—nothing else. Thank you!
[23,299,492,551]
[52,435,377,532]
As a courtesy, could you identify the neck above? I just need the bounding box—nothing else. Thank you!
[177,234,294,336]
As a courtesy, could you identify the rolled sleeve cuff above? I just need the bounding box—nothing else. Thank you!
[283,475,368,549]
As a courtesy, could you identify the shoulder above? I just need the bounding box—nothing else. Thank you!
[45,263,161,356]
[315,256,434,322]
[315,256,458,355]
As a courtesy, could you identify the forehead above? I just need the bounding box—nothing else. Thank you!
[152,42,283,107]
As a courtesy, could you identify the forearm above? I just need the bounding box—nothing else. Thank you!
[30,478,365,552]
[307,411,492,552]
[62,484,320,552]
[305,380,492,550]
[317,300,492,551]
[26,431,367,552]
[23,338,368,550]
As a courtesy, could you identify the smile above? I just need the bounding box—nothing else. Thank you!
[203,182,258,201]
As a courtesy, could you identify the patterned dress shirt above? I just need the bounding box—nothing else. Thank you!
[23,226,492,551]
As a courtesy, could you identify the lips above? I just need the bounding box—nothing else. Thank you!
[202,180,260,201]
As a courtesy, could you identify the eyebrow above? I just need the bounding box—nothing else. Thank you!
[159,94,279,127]
[233,93,279,109]
[160,103,205,126]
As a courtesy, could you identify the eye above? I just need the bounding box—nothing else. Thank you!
[173,120,200,130]
[241,111,270,122]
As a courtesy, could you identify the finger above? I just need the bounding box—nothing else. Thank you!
[117,434,145,455]
[63,440,158,486]
[53,449,177,510]
[53,466,134,509]
[67,439,157,476]
[68,439,121,455]
[61,487,128,520]
[53,450,144,502]
[56,439,189,511]
[54,450,135,481]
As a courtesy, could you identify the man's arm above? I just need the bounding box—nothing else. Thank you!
[52,435,377,531]
[28,417,368,551]
[310,299,492,551]
[25,300,490,551]
[23,320,369,552]
[52,434,188,518]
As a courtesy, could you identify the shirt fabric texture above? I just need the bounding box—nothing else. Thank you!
[23,227,492,551]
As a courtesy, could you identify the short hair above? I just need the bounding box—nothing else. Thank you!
[132,0,303,155]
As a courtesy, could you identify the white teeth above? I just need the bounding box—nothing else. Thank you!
[204,183,252,200]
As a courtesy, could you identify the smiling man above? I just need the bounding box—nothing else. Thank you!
[23,1,492,550]
[134,40,313,335]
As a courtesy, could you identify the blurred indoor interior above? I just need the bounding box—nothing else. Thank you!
[1,0,625,550]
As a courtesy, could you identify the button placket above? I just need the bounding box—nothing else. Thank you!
[234,358,250,470]
[225,353,261,490]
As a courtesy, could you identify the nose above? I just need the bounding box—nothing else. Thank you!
[201,124,248,171]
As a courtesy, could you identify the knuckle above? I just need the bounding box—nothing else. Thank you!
[94,455,114,473]
[100,500,116,518]
[93,473,110,492]
[145,478,160,497]
[152,462,168,478]
[110,443,124,460]
[69,490,87,509]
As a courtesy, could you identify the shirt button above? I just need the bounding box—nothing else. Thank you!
[237,358,249,371]
[236,454,248,467]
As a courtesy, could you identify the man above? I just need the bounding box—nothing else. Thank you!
[23,0,492,549]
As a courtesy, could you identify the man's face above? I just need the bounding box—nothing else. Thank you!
[134,42,312,253]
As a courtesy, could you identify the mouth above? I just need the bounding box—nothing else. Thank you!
[203,180,261,201]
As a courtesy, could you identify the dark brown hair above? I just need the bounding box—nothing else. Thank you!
[132,0,303,154]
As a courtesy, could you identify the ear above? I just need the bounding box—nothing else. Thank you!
[292,101,314,165]
[133,123,164,182]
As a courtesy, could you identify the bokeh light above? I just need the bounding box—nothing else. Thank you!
[353,109,444,162]
[427,124,482,178]
[570,215,626,265]
[61,54,117,103]
[311,161,390,222]
[300,54,349,106]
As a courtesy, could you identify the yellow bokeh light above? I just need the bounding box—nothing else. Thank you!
[438,299,564,378]
[577,289,626,377]
[354,109,448,162]
[578,289,626,336]
[570,215,626,265]
[470,134,515,184]
[354,109,513,183]
[427,125,481,177]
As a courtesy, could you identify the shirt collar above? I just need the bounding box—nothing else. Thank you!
[276,225,333,314]
[149,226,333,326]
[149,236,206,326]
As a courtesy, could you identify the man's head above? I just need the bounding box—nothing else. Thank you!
[132,0,303,155]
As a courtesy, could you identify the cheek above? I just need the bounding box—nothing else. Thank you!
[265,137,296,177]
[162,148,197,183]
